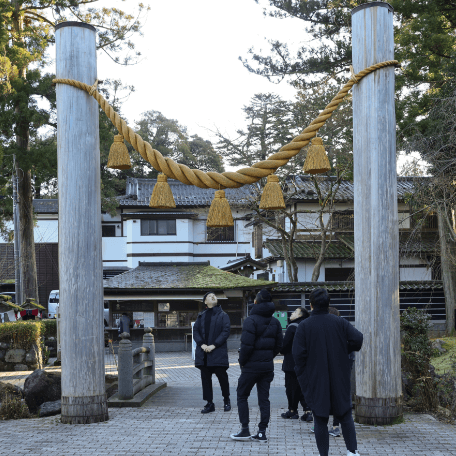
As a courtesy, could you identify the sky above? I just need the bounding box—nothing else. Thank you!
[95,0,301,141]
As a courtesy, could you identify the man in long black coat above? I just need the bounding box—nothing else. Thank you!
[293,288,363,456]
[193,292,231,413]
[230,288,283,444]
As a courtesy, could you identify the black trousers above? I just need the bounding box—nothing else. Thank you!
[237,370,274,431]
[284,371,308,411]
[313,409,357,456]
[199,366,230,403]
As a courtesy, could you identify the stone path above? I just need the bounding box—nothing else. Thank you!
[0,351,455,455]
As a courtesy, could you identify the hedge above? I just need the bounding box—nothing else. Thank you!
[0,320,57,351]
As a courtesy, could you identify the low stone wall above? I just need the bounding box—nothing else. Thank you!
[0,341,42,371]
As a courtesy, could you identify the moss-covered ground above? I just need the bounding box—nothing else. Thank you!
[430,336,456,375]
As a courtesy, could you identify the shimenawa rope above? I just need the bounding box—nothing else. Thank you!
[53,60,398,189]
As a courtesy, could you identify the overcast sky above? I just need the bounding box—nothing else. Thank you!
[95,0,301,141]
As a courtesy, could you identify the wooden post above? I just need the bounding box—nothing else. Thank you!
[352,2,403,425]
[56,22,108,424]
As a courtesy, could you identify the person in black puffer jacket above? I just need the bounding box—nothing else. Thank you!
[193,292,231,414]
[280,306,312,421]
[230,288,283,444]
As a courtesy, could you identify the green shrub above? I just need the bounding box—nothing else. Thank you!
[0,393,30,420]
[401,307,438,411]
[0,321,44,351]
[41,319,57,338]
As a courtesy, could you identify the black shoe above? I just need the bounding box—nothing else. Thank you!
[251,431,267,443]
[224,400,231,412]
[201,402,215,414]
[230,429,251,441]
[301,411,313,422]
[281,410,299,419]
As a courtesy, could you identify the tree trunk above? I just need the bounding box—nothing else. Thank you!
[437,207,456,333]
[12,1,39,304]
[311,240,326,282]
[16,168,38,303]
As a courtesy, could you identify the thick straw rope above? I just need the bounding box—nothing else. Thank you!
[53,60,398,189]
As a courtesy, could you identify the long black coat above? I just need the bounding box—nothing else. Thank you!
[239,301,283,373]
[293,309,363,418]
[281,315,307,372]
[193,305,230,368]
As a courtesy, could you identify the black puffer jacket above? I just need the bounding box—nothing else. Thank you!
[238,301,283,373]
[193,305,230,368]
[281,315,307,372]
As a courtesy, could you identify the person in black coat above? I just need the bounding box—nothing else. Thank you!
[230,288,283,444]
[280,306,312,421]
[293,288,363,456]
[193,291,231,413]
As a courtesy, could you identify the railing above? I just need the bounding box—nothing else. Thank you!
[118,328,155,400]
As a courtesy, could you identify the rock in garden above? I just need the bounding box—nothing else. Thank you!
[0,381,24,399]
[5,349,25,363]
[432,339,447,354]
[24,369,61,413]
[38,400,61,417]
[14,364,28,371]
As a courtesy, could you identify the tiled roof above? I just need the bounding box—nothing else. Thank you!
[33,199,58,213]
[338,234,439,255]
[119,178,258,207]
[221,256,267,272]
[103,261,275,290]
[264,240,354,259]
[290,176,423,202]
[273,280,443,292]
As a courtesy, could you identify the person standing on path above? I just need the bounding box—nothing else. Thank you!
[293,288,363,456]
[193,291,231,413]
[280,306,313,422]
[230,288,283,444]
[326,306,356,438]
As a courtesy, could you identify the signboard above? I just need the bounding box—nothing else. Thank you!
[143,312,155,328]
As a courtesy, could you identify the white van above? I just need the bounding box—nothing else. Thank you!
[48,290,59,318]
[47,290,109,325]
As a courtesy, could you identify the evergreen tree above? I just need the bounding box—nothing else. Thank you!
[0,0,148,303]
[244,0,456,133]
[135,110,224,175]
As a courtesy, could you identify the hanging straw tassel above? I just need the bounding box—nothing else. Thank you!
[107,135,131,170]
[259,174,286,210]
[149,174,176,208]
[303,137,331,174]
[206,190,234,227]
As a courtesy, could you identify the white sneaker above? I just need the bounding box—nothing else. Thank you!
[347,451,360,456]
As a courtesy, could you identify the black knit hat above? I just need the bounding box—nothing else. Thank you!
[255,288,272,303]
[202,291,217,305]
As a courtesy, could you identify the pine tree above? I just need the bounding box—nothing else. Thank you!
[0,0,148,303]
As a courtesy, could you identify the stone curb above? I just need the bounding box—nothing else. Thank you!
[108,381,167,407]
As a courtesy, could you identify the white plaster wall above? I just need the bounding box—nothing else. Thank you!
[101,213,121,222]
[102,237,127,265]
[34,219,59,243]
[400,267,432,281]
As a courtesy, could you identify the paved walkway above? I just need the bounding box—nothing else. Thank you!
[0,351,455,455]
